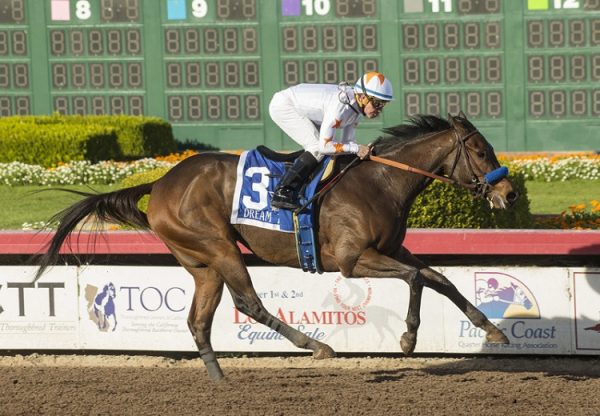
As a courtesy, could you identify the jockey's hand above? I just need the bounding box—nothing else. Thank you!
[357,144,370,160]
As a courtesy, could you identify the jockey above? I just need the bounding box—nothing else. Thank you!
[269,71,394,210]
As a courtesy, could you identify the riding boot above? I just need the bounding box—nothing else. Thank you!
[272,151,319,210]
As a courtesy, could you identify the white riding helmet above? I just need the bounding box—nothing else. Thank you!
[354,72,394,101]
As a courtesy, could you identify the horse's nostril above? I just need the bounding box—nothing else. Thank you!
[506,191,519,204]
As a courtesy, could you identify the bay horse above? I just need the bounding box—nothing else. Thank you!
[35,114,518,381]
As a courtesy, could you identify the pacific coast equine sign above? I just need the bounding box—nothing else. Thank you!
[0,265,598,355]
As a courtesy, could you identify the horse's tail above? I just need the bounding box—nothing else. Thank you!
[34,182,154,282]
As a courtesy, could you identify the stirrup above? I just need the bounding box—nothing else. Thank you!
[271,189,300,210]
[272,196,300,210]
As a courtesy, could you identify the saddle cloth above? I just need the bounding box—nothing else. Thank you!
[230,149,329,233]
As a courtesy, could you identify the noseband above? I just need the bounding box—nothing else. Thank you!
[447,129,490,198]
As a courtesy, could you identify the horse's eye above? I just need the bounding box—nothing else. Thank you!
[477,151,486,159]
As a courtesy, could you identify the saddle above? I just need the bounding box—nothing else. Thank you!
[254,146,358,274]
[233,146,358,273]
[256,146,331,274]
[256,145,303,162]
[256,145,339,187]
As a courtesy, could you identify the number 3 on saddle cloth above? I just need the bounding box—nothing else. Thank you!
[230,146,333,273]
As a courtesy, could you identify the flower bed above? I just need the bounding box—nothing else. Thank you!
[2,150,600,230]
[498,153,600,181]
[0,158,174,186]
[1,151,597,186]
[535,201,600,230]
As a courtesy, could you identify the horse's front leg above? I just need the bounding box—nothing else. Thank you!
[397,249,509,345]
[419,266,509,344]
[343,247,423,355]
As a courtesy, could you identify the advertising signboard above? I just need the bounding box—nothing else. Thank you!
[1,265,599,354]
[0,266,79,349]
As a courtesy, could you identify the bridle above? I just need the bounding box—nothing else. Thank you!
[369,126,507,199]
[446,128,491,198]
[295,124,508,214]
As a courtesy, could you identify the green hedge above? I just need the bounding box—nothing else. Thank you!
[0,114,176,164]
[85,115,176,157]
[0,123,119,167]
[121,168,532,228]
[408,171,532,228]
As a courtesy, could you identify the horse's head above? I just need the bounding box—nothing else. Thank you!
[105,282,116,298]
[443,113,518,209]
[511,282,533,309]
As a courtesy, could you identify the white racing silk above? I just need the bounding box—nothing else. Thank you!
[269,84,362,161]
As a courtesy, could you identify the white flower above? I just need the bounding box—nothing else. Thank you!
[0,159,176,186]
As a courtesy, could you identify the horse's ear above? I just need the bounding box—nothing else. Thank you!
[458,110,467,119]
[448,113,458,128]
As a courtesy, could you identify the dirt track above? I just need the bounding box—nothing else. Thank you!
[1,354,599,416]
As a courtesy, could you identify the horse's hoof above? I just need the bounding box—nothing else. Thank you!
[313,343,336,360]
[209,373,226,383]
[486,329,509,344]
[206,363,225,382]
[400,332,417,355]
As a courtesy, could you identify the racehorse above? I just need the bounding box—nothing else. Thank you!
[92,282,117,331]
[476,278,533,318]
[494,283,534,311]
[34,114,518,381]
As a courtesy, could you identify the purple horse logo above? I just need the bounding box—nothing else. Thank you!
[91,282,117,332]
[475,273,539,319]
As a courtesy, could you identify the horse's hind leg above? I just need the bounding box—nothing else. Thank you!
[213,245,335,360]
[185,266,225,382]
[348,247,424,355]
[170,239,333,380]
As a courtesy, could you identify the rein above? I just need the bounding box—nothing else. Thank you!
[369,129,502,197]
[369,155,461,187]
[296,126,508,213]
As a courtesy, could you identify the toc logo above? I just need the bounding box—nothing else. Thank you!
[84,282,187,334]
[475,272,540,319]
[85,283,117,332]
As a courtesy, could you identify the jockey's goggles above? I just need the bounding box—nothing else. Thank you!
[368,96,388,111]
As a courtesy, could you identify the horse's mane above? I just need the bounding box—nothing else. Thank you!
[372,114,475,154]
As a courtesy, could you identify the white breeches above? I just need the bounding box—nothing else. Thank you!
[268,91,324,161]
